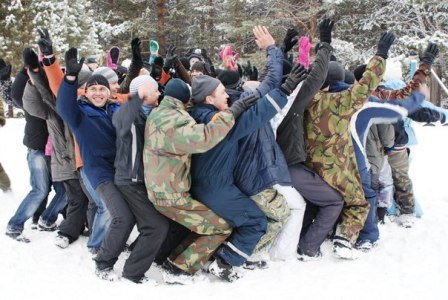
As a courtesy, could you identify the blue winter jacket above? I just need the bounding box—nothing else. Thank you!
[190,89,288,189]
[56,78,120,189]
[228,45,290,196]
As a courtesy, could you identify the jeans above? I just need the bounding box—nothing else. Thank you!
[7,149,50,233]
[39,181,67,226]
[79,168,110,249]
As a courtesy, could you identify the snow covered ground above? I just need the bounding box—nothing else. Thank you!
[1,118,447,300]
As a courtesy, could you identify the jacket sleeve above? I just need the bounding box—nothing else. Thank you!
[22,82,48,120]
[112,93,143,137]
[409,107,442,123]
[42,57,64,97]
[56,77,82,128]
[239,45,283,99]
[227,88,288,143]
[372,64,430,100]
[28,69,57,112]
[10,71,29,109]
[172,111,235,154]
[337,55,385,114]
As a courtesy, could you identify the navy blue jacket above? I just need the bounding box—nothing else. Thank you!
[56,78,120,189]
[190,88,287,190]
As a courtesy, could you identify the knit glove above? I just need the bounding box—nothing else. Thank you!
[228,94,258,119]
[319,18,334,44]
[375,32,395,59]
[131,38,143,66]
[420,42,439,67]
[164,45,177,71]
[65,48,84,77]
[298,36,312,69]
[23,48,40,70]
[37,28,53,56]
[0,59,12,81]
[282,28,299,54]
[280,64,308,96]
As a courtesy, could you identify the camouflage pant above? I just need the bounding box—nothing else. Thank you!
[154,197,232,274]
[0,162,11,192]
[250,187,290,255]
[388,149,414,214]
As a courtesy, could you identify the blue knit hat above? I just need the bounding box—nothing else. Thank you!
[165,79,191,103]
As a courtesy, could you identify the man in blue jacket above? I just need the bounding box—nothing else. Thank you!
[189,64,307,280]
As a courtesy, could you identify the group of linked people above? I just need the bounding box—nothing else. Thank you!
[0,18,445,284]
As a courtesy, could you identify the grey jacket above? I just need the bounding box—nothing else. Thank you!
[23,69,77,181]
[365,123,394,174]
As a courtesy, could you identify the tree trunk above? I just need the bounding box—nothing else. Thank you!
[157,0,166,52]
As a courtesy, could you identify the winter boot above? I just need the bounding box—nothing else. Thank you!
[95,266,119,282]
[394,213,416,228]
[54,234,70,249]
[208,257,242,282]
[333,236,359,260]
[297,248,322,262]
[160,260,194,285]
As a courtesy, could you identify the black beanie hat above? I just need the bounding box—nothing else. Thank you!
[344,69,355,85]
[353,64,367,82]
[180,57,190,71]
[217,70,241,89]
[85,74,110,91]
[321,61,345,89]
[165,78,191,103]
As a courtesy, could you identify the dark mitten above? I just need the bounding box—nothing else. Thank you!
[64,48,84,77]
[131,37,143,64]
[110,47,120,64]
[23,48,40,70]
[228,94,258,119]
[37,28,53,56]
[250,66,258,81]
[420,42,439,67]
[280,64,308,95]
[0,60,12,80]
[375,32,395,59]
[164,45,177,70]
[319,18,334,44]
[283,28,299,53]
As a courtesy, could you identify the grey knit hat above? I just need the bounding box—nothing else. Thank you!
[191,75,221,104]
[93,66,118,83]
[78,69,93,88]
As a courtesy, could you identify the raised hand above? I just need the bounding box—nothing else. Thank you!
[280,64,308,95]
[37,28,53,56]
[319,18,334,44]
[65,48,84,77]
[375,32,395,59]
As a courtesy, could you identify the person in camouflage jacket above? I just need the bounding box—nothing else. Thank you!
[304,32,395,259]
[143,76,245,281]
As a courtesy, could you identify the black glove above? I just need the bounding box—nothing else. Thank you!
[228,94,258,119]
[420,42,439,67]
[201,48,210,61]
[243,60,252,78]
[65,48,84,77]
[23,48,40,70]
[237,63,243,78]
[375,32,395,59]
[251,66,258,81]
[37,28,53,56]
[280,64,308,95]
[319,18,334,44]
[283,28,299,53]
[0,59,12,80]
[164,45,177,70]
[0,116,5,127]
[131,37,143,64]
[185,47,195,57]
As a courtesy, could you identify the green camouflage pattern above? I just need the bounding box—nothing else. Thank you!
[304,56,385,243]
[155,197,232,274]
[250,187,290,254]
[143,96,235,206]
[388,148,415,214]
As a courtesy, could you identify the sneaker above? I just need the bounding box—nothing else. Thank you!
[333,236,359,260]
[5,230,30,243]
[38,219,57,232]
[242,260,268,270]
[297,248,322,262]
[394,213,416,228]
[354,240,378,252]
[54,235,70,249]
[208,257,242,282]
[160,260,194,285]
[95,266,119,282]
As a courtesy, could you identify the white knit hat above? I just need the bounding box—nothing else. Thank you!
[129,75,158,94]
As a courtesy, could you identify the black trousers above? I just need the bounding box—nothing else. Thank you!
[117,184,169,281]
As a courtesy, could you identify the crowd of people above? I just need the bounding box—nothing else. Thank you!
[0,18,447,285]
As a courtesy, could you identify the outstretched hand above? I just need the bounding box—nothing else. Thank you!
[253,26,275,50]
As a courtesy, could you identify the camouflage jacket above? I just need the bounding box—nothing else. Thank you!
[304,55,386,203]
[143,96,235,206]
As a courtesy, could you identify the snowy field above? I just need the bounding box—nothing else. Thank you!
[1,118,447,300]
